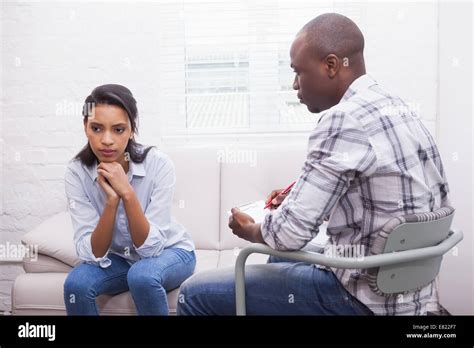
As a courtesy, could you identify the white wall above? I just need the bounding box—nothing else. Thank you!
[363,1,438,136]
[0,0,471,313]
[437,1,473,315]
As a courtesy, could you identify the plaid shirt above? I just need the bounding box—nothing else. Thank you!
[261,74,450,315]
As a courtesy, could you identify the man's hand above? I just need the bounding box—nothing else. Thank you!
[266,188,288,210]
[97,162,133,199]
[228,208,265,244]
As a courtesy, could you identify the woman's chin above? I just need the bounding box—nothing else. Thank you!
[95,153,117,162]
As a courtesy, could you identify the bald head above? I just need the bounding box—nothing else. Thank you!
[289,13,366,113]
[300,13,365,67]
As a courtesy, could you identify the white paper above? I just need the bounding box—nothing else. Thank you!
[227,200,267,224]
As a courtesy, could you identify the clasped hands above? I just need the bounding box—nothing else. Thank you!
[96,162,133,203]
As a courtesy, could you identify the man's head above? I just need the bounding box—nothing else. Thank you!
[290,13,366,113]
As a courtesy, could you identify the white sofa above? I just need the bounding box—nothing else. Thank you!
[12,143,328,315]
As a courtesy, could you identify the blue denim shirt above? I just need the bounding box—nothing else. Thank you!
[65,147,195,268]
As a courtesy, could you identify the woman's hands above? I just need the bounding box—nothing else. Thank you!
[96,161,149,247]
[97,162,133,203]
[97,173,119,204]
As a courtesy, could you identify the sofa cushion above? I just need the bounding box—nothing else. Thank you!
[21,212,80,267]
[23,254,72,273]
[12,273,137,315]
[12,273,69,315]
[167,146,221,250]
[12,249,222,315]
[193,249,219,272]
[219,143,307,249]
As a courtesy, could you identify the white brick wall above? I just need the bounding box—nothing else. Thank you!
[0,0,166,312]
[1,0,463,314]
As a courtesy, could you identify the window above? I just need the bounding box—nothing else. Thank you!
[156,0,366,135]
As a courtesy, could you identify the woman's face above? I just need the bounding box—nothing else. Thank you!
[84,104,133,163]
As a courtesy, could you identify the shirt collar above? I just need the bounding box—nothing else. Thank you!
[83,158,146,182]
[340,74,378,102]
[315,74,378,125]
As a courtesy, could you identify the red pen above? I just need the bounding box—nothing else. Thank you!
[264,181,296,209]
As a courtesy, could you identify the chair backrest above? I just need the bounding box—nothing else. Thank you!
[367,206,455,295]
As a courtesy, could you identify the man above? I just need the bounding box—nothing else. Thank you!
[177,13,450,315]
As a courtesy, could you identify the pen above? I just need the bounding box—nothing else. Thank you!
[264,181,296,209]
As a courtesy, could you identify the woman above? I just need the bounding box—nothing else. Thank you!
[64,84,195,315]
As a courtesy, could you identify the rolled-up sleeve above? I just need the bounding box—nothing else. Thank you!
[261,111,378,251]
[133,156,176,258]
[65,167,111,268]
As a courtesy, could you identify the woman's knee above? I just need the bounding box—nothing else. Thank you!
[63,267,96,299]
[127,261,161,291]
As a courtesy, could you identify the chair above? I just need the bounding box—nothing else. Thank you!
[235,207,463,315]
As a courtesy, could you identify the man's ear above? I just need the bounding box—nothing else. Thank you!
[325,54,340,79]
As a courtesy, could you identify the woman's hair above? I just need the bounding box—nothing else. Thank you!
[74,84,155,167]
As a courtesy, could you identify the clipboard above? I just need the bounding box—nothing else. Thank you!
[227,200,267,224]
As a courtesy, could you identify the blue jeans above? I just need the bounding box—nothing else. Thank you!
[177,255,373,315]
[64,248,196,315]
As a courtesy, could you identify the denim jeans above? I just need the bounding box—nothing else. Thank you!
[64,248,196,315]
[177,255,373,315]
